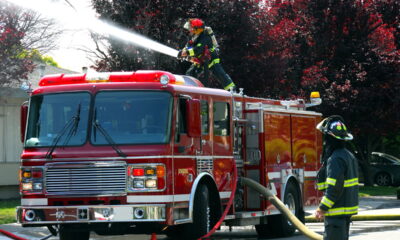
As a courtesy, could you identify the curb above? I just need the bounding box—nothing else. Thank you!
[303,223,400,236]
[305,214,400,223]
[376,203,400,209]
[350,222,400,235]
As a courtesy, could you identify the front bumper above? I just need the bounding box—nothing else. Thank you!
[17,204,166,225]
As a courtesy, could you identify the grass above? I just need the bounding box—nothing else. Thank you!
[359,185,398,197]
[0,199,19,224]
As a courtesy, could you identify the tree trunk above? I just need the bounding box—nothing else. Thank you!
[351,134,382,186]
[360,161,373,186]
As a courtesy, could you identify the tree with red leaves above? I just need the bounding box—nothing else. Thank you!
[0,2,61,87]
[0,4,33,87]
[260,0,400,185]
[90,0,399,185]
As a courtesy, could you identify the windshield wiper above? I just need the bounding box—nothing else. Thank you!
[63,104,81,145]
[92,109,127,158]
[45,103,81,159]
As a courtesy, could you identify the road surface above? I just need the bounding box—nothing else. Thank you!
[1,196,399,240]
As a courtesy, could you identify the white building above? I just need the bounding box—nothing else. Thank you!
[0,64,77,199]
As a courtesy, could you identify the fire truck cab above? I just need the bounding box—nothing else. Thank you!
[17,70,322,240]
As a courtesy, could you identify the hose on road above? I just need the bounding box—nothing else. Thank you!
[240,177,323,240]
[0,229,27,240]
[0,228,53,240]
[306,214,400,222]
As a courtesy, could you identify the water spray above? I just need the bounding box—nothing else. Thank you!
[6,0,179,58]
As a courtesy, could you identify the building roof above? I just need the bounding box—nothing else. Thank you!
[28,63,78,89]
[0,63,79,100]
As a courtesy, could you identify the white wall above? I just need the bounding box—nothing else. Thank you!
[0,105,23,162]
[0,98,26,186]
[0,65,77,189]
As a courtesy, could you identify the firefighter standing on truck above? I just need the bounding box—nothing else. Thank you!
[315,115,359,240]
[178,18,236,91]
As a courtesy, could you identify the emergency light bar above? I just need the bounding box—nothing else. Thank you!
[38,70,203,87]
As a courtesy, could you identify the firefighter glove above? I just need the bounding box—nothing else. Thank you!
[177,49,188,59]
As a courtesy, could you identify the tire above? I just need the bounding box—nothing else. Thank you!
[180,184,211,240]
[375,172,391,186]
[255,221,273,238]
[256,183,301,238]
[59,225,90,240]
[164,225,182,239]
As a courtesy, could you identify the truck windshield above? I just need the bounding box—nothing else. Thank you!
[91,91,172,145]
[25,92,90,147]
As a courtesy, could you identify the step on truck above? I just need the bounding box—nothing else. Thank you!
[17,70,323,240]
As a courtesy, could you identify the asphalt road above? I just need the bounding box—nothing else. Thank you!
[1,221,400,240]
[1,196,399,240]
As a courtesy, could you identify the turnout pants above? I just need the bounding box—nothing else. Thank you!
[324,216,351,240]
[186,62,234,89]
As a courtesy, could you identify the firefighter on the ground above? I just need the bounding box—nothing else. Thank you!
[315,115,359,240]
[178,18,236,91]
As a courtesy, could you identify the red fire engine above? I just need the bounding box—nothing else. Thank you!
[17,70,323,240]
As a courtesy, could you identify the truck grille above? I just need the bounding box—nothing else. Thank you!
[45,162,126,195]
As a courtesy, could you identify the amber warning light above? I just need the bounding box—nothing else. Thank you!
[306,91,322,108]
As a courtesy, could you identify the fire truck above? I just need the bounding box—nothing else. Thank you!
[17,70,323,240]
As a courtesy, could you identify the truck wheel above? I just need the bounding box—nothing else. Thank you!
[375,172,391,186]
[181,184,211,239]
[59,225,90,240]
[164,225,181,239]
[256,183,300,238]
[255,221,273,238]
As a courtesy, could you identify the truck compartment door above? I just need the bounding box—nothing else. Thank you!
[244,110,263,209]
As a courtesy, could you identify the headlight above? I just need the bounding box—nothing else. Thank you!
[145,179,157,188]
[127,164,166,192]
[133,179,145,188]
[22,182,33,191]
[33,182,43,190]
[20,167,44,195]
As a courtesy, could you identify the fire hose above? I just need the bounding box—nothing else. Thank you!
[2,177,399,240]
[0,229,28,240]
[306,214,400,222]
[0,228,53,240]
[198,163,400,240]
[240,177,323,240]
[199,157,238,240]
[237,178,400,239]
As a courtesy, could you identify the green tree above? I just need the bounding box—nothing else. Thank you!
[19,49,60,67]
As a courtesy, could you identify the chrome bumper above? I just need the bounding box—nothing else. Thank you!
[17,204,166,225]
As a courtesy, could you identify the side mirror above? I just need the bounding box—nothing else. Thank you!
[186,99,201,138]
[20,101,28,143]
